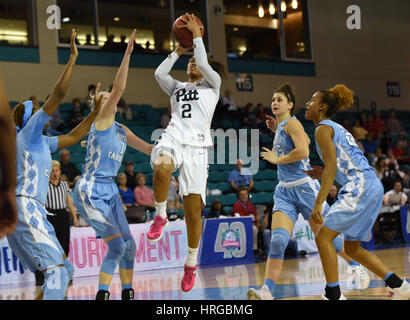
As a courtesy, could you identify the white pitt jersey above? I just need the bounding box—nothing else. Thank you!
[154,37,221,147]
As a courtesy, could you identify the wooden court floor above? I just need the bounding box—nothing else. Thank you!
[0,244,408,300]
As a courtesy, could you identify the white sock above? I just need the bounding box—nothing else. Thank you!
[155,200,167,219]
[185,247,199,267]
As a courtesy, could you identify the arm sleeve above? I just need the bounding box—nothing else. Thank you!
[44,136,59,153]
[21,108,52,144]
[154,52,180,97]
[193,37,221,90]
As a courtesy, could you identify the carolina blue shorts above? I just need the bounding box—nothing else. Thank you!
[72,176,131,239]
[273,177,329,224]
[7,196,65,272]
[324,173,383,241]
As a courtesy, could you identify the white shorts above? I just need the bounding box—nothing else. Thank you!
[150,134,209,204]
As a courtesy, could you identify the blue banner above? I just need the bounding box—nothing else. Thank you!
[199,217,254,266]
[400,205,410,243]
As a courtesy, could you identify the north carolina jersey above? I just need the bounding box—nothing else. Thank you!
[81,121,127,179]
[154,37,221,147]
[15,108,59,205]
[315,119,374,186]
[273,117,310,183]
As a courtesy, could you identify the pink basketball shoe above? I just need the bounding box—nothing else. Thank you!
[181,264,197,292]
[147,215,168,242]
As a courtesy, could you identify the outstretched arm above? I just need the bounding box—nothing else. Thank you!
[57,83,103,149]
[121,124,153,156]
[42,29,78,117]
[95,30,136,129]
[0,76,17,238]
[179,14,221,89]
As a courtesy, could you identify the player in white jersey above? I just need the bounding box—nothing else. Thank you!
[247,84,368,300]
[305,84,409,300]
[148,14,224,292]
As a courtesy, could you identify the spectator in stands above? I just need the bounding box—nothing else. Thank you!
[372,147,386,167]
[362,132,378,158]
[68,98,85,128]
[393,140,406,160]
[255,103,270,133]
[124,161,137,190]
[227,159,255,193]
[381,163,405,192]
[220,89,238,118]
[232,187,261,255]
[84,84,96,110]
[406,139,410,157]
[327,184,339,206]
[206,199,231,218]
[353,132,365,153]
[108,84,132,120]
[45,108,65,136]
[133,173,156,221]
[379,130,393,155]
[160,106,171,129]
[59,149,81,188]
[352,119,367,141]
[84,34,93,46]
[385,109,403,136]
[371,110,386,139]
[117,173,137,208]
[243,103,257,129]
[374,157,388,180]
[341,119,353,134]
[102,34,116,51]
[382,180,408,207]
[385,148,400,171]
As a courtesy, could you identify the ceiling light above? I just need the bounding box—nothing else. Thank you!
[269,2,275,15]
[246,4,251,9]
[258,5,264,18]
[281,1,287,12]
[113,17,120,22]
[62,17,70,23]
[233,27,239,31]
[292,0,298,9]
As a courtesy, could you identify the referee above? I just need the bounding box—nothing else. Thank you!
[46,160,80,256]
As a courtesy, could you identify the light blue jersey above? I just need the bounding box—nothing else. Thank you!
[315,119,374,186]
[272,116,328,223]
[273,116,310,183]
[315,119,383,241]
[72,121,130,239]
[15,109,59,205]
[81,121,127,180]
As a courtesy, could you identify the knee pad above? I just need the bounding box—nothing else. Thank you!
[119,236,136,270]
[333,237,343,253]
[268,228,290,260]
[64,258,74,281]
[101,237,126,275]
[42,266,69,300]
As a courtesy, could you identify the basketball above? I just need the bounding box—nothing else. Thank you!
[172,14,204,48]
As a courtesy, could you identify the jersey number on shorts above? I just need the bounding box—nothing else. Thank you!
[182,104,192,118]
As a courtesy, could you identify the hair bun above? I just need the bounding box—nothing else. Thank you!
[330,84,354,110]
[277,83,295,96]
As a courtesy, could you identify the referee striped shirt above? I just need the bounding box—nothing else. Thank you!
[46,180,70,210]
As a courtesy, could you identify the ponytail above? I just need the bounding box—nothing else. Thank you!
[320,84,354,118]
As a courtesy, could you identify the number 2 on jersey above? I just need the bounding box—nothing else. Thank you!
[182,104,191,118]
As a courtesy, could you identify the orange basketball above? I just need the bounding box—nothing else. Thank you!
[172,14,204,48]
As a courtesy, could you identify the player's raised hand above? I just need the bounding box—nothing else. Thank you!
[178,13,203,38]
[303,165,324,179]
[92,83,102,113]
[265,114,278,133]
[175,43,192,56]
[261,147,279,164]
[125,29,137,55]
[70,29,78,58]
